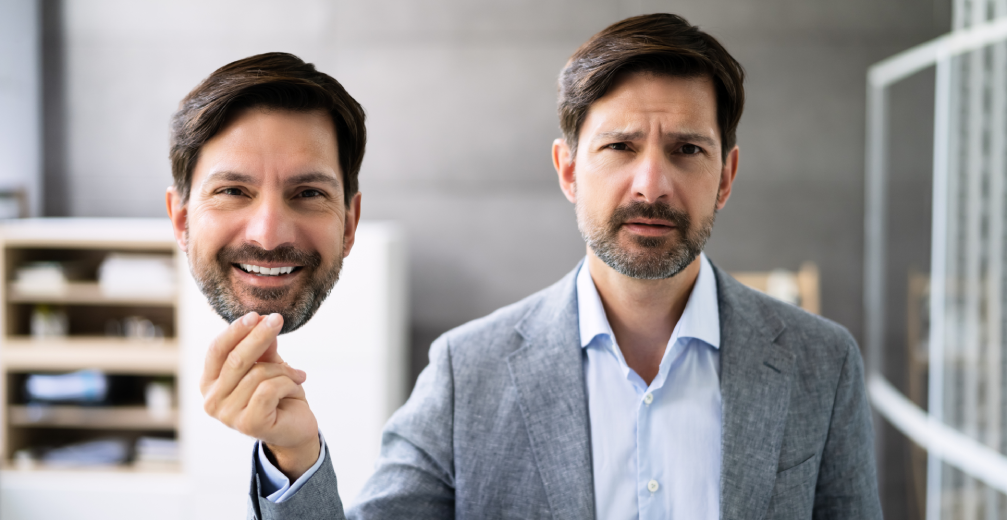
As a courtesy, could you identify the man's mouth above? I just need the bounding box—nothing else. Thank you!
[619,218,679,238]
[235,263,301,277]
[625,218,674,227]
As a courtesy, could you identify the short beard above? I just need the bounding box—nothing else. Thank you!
[189,242,341,334]
[578,199,715,280]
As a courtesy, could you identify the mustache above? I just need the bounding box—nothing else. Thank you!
[609,201,691,230]
[217,243,322,268]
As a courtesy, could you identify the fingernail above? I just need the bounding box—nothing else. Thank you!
[266,313,282,328]
[242,312,258,326]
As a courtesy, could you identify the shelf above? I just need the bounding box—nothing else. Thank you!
[8,405,177,430]
[1,461,182,474]
[8,282,175,306]
[2,338,178,374]
[0,218,176,249]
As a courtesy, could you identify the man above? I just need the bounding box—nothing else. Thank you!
[180,14,881,520]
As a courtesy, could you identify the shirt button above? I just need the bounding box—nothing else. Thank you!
[647,479,659,492]
[643,393,654,405]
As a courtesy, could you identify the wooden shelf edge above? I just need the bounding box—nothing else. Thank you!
[0,218,177,247]
[0,462,182,475]
[8,405,178,430]
[8,282,176,306]
[3,337,178,348]
[2,341,179,374]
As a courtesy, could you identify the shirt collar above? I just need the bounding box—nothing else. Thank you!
[577,252,721,350]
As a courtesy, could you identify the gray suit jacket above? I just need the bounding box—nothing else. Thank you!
[249,263,881,519]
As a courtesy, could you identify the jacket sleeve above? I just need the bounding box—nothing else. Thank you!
[248,445,347,520]
[347,334,457,518]
[246,335,457,520]
[812,332,883,519]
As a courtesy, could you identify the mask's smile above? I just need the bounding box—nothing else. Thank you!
[235,263,301,276]
[230,262,306,289]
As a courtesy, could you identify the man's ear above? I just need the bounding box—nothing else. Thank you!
[165,187,188,252]
[715,145,739,210]
[553,138,577,203]
[341,191,362,258]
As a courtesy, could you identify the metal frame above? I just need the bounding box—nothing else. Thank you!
[864,15,1007,520]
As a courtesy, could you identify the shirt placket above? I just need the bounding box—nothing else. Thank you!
[637,385,660,516]
[636,338,683,520]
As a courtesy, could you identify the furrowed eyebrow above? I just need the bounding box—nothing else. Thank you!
[667,132,717,148]
[591,130,717,148]
[592,131,645,145]
[285,172,340,189]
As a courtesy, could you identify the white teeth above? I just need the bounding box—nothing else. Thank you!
[239,264,296,276]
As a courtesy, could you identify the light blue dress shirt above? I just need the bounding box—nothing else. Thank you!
[259,255,722,515]
[579,253,721,520]
[255,433,328,503]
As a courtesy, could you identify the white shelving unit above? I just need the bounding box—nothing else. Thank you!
[0,219,181,477]
[0,218,408,520]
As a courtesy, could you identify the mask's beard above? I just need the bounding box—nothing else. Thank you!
[578,199,716,280]
[189,241,341,334]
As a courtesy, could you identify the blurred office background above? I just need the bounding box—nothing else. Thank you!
[0,0,994,518]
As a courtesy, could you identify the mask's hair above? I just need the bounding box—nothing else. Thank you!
[170,52,366,204]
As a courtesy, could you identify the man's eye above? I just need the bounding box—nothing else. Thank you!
[606,142,629,151]
[221,187,244,196]
[299,189,323,198]
[680,144,701,155]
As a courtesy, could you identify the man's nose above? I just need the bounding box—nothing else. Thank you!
[630,148,673,203]
[243,194,296,250]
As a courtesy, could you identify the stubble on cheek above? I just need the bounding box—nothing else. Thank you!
[576,196,714,280]
[186,235,341,333]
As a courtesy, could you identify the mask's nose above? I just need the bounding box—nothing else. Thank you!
[243,193,296,251]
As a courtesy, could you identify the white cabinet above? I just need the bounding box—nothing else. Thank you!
[0,218,407,519]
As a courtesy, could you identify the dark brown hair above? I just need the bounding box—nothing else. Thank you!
[558,14,745,160]
[170,52,366,204]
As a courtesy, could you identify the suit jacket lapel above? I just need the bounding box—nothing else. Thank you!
[715,266,796,519]
[509,266,595,520]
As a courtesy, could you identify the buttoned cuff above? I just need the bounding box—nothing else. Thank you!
[255,432,327,504]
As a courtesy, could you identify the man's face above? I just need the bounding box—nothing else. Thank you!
[167,107,360,333]
[555,72,738,279]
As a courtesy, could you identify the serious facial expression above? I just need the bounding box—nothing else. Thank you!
[174,107,359,333]
[570,72,733,279]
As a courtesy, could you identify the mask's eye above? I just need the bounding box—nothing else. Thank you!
[681,144,701,155]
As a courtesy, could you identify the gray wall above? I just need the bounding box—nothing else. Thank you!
[0,0,41,216]
[51,1,949,517]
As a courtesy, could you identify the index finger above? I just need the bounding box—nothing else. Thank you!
[201,312,261,392]
[212,313,285,398]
